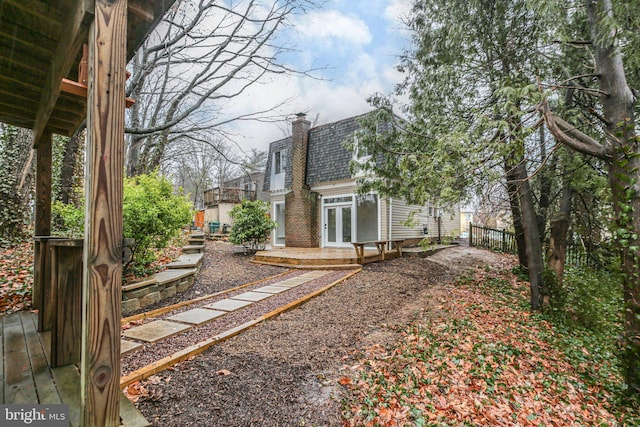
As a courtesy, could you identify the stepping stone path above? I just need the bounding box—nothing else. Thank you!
[120,270,331,351]
[123,320,191,343]
[167,308,225,325]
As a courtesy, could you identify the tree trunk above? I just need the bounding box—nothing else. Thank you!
[505,160,529,270]
[537,124,554,247]
[0,126,35,243]
[586,0,640,394]
[514,160,546,311]
[546,179,572,301]
[58,124,85,204]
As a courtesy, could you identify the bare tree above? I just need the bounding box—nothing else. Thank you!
[163,138,240,209]
[125,0,320,176]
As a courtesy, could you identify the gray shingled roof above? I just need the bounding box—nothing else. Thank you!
[263,113,372,192]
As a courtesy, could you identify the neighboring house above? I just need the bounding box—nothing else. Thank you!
[263,112,461,248]
[460,207,475,238]
[203,171,266,228]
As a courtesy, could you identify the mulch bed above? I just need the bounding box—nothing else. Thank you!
[132,245,504,426]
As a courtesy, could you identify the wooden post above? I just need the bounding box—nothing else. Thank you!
[50,239,83,367]
[468,222,473,247]
[81,0,127,425]
[33,134,52,328]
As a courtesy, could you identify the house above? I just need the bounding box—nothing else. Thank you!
[263,112,461,248]
[460,206,475,237]
[203,171,266,229]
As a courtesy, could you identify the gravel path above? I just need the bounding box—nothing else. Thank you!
[121,269,351,374]
[132,244,514,426]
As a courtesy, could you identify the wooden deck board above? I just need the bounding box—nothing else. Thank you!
[51,364,81,427]
[22,311,61,405]
[0,314,3,403]
[119,392,151,427]
[254,247,380,267]
[3,312,38,403]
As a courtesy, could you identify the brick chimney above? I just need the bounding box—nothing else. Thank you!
[290,113,310,191]
[285,113,319,247]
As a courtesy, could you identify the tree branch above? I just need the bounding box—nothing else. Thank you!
[540,100,611,161]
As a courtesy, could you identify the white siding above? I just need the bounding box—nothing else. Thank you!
[442,204,462,238]
[390,199,461,241]
[379,198,388,241]
[270,193,286,204]
[390,198,430,240]
[312,181,358,197]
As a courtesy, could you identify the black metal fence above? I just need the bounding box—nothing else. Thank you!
[565,244,602,269]
[470,222,603,268]
[469,223,517,254]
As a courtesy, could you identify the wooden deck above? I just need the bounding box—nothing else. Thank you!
[254,246,388,268]
[1,311,148,427]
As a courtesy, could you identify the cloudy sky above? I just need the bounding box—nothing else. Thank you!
[226,0,412,154]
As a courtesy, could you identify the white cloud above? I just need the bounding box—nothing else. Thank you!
[295,10,372,47]
[384,0,412,24]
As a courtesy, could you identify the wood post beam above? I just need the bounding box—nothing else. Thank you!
[61,78,136,108]
[34,135,52,237]
[128,0,155,22]
[81,0,127,425]
[32,133,52,316]
[32,0,94,147]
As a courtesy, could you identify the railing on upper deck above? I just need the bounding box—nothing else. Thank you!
[203,187,256,207]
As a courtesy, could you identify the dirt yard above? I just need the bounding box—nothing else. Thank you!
[134,244,515,426]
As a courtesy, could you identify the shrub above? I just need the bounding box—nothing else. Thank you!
[50,172,192,277]
[549,266,623,333]
[229,200,277,252]
[52,200,84,238]
[123,173,192,276]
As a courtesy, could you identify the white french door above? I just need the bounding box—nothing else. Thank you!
[324,205,352,247]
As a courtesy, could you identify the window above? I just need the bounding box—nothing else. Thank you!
[324,196,353,204]
[356,194,378,242]
[270,149,287,191]
[274,202,285,245]
[353,132,371,161]
[274,150,285,174]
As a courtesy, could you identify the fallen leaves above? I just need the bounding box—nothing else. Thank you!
[0,241,33,316]
[123,376,166,403]
[123,381,149,403]
[340,270,620,426]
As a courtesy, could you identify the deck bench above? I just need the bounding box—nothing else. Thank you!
[352,239,405,264]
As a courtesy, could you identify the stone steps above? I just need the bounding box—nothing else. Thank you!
[121,233,205,315]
